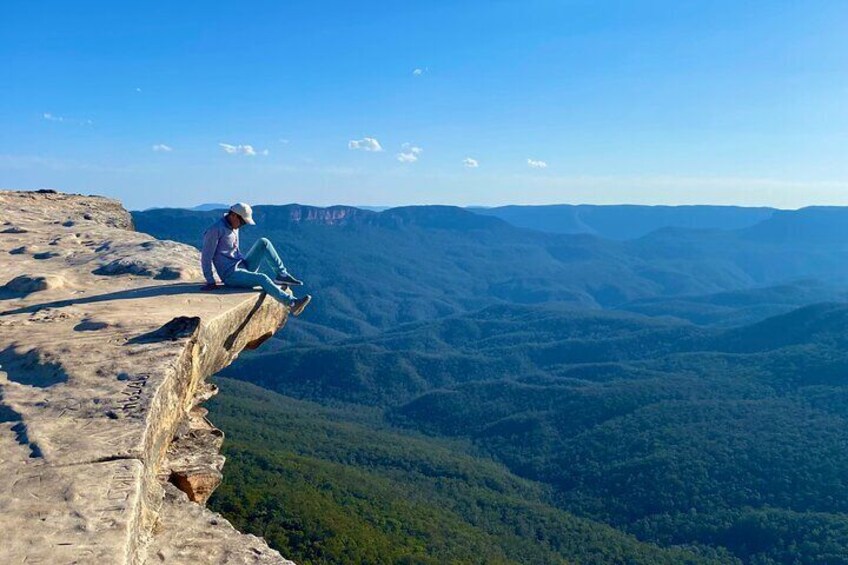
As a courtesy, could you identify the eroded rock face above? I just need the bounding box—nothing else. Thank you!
[93,239,201,280]
[0,190,295,564]
[161,400,226,505]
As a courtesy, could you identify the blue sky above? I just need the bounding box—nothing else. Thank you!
[1,1,847,210]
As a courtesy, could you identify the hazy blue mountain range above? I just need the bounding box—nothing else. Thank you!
[136,202,230,212]
[618,280,848,326]
[189,202,230,211]
[471,204,777,239]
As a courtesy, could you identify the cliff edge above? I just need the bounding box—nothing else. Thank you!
[0,190,295,564]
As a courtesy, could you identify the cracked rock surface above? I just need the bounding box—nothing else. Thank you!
[0,190,295,564]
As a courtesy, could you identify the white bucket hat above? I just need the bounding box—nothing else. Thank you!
[230,202,256,225]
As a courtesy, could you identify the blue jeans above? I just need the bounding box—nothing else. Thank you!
[223,238,295,304]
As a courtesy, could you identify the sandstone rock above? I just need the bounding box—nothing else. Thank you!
[161,405,226,505]
[147,484,295,564]
[93,240,201,280]
[0,190,293,564]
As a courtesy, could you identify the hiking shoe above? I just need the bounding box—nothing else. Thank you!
[275,273,303,286]
[290,295,312,317]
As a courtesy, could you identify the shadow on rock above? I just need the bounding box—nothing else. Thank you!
[0,346,68,388]
[0,282,247,316]
[127,316,201,344]
[0,399,42,458]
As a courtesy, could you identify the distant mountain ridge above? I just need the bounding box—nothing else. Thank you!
[182,202,790,239]
[172,203,848,244]
[740,206,848,244]
[191,202,229,211]
[472,204,778,239]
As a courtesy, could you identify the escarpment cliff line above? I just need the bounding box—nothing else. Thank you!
[0,190,295,564]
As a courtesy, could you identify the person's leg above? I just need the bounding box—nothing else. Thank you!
[223,268,294,305]
[241,238,288,278]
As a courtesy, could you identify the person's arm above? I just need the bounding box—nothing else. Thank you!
[200,225,219,287]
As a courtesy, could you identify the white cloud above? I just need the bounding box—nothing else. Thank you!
[397,143,423,163]
[43,112,92,125]
[463,157,479,168]
[219,143,267,156]
[348,137,383,152]
[412,68,425,76]
[152,144,172,152]
[527,158,548,169]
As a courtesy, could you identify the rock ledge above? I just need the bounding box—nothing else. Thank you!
[0,190,295,564]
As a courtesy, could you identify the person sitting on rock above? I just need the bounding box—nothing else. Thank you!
[200,202,311,316]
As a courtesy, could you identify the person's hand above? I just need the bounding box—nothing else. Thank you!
[201,283,220,291]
